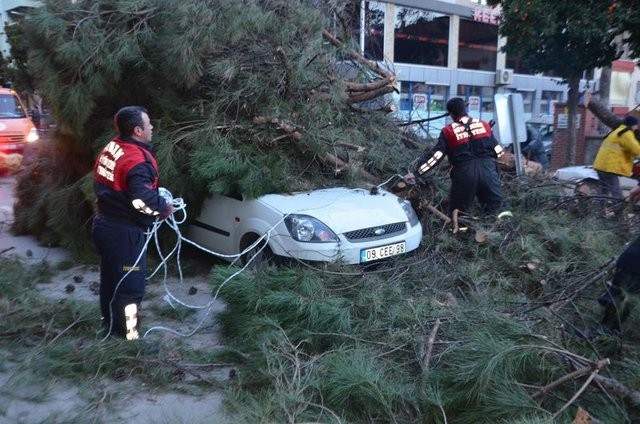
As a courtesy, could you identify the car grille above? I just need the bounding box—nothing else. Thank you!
[0,134,24,143]
[344,222,406,241]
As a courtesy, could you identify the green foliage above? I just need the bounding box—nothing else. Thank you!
[15,0,412,254]
[607,0,640,60]
[0,257,52,298]
[208,178,640,423]
[487,0,622,78]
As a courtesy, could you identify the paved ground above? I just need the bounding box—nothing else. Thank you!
[0,173,229,424]
[0,174,71,264]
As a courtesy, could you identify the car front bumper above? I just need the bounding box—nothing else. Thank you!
[268,221,423,265]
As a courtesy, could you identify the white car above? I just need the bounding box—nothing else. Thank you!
[553,165,638,195]
[188,186,423,267]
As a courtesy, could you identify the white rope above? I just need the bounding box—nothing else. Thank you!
[141,188,282,338]
[104,184,396,340]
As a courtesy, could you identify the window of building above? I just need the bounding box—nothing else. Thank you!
[363,1,385,60]
[399,82,448,112]
[506,53,534,75]
[518,90,533,114]
[505,88,534,114]
[541,90,563,115]
[398,81,449,138]
[458,18,498,71]
[394,7,449,67]
[347,1,385,60]
[456,85,495,120]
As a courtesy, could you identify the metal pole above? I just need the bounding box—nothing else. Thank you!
[360,0,366,55]
[509,94,524,176]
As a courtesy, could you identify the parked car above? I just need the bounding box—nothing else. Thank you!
[553,164,639,195]
[0,88,39,154]
[526,117,554,160]
[188,186,423,268]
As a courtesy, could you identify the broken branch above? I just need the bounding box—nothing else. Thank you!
[322,29,396,81]
[534,358,609,399]
[423,318,441,373]
[346,76,395,93]
[347,85,395,104]
[421,202,451,224]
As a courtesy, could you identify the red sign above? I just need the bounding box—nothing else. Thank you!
[473,7,500,25]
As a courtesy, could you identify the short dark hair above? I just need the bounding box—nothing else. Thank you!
[114,106,148,137]
[446,97,467,120]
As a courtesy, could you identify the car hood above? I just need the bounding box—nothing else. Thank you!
[257,187,409,234]
[554,165,598,181]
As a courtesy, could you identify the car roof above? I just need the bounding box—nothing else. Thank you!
[527,116,554,125]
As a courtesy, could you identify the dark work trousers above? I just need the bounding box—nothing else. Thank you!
[596,170,623,200]
[449,157,507,215]
[92,216,147,338]
[598,235,640,331]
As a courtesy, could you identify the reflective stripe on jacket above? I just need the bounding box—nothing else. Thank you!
[93,136,170,227]
[593,125,640,177]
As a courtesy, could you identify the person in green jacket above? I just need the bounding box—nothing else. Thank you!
[593,115,640,200]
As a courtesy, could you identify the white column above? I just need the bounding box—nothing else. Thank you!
[383,2,395,63]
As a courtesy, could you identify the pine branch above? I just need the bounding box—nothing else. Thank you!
[533,358,609,399]
[552,362,606,420]
[322,29,396,81]
[593,374,640,408]
[347,85,395,105]
[346,76,395,93]
[423,318,440,373]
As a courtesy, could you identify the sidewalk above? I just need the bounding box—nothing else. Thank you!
[0,174,71,264]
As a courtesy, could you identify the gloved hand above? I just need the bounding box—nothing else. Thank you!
[403,172,417,185]
[160,204,174,220]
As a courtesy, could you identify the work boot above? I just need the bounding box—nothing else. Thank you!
[597,284,623,307]
[600,303,629,334]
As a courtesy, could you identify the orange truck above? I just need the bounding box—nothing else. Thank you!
[0,88,39,154]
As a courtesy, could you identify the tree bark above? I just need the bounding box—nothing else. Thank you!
[586,96,623,130]
[566,75,581,165]
[597,67,612,133]
[346,76,395,93]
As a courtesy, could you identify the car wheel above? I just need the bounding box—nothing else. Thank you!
[574,179,600,196]
[241,234,276,272]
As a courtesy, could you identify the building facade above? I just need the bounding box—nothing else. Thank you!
[0,0,39,59]
[352,0,639,137]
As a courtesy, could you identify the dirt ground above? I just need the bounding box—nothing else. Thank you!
[0,174,229,424]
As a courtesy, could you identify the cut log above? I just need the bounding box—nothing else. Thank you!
[585,96,622,130]
[347,85,395,104]
[346,76,395,93]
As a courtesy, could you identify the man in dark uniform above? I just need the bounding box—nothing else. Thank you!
[92,106,173,339]
[405,97,511,219]
[598,184,640,334]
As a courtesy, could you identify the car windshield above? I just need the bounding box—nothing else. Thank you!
[527,122,553,138]
[0,94,26,118]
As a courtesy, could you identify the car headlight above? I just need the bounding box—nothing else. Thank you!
[26,127,39,143]
[398,198,420,226]
[284,214,337,242]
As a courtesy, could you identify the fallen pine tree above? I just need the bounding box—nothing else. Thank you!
[207,182,640,423]
[11,0,418,255]
[7,1,640,423]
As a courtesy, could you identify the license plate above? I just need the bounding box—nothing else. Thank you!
[360,241,406,263]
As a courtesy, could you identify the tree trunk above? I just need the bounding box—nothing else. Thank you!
[596,67,613,133]
[566,75,581,165]
[587,96,623,130]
